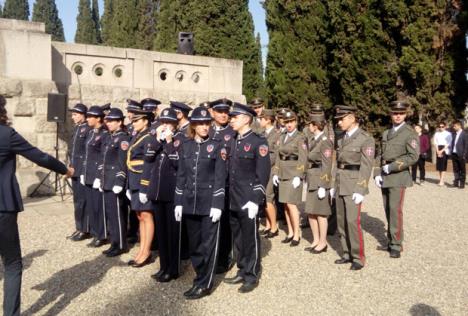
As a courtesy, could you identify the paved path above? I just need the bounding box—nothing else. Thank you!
[1,172,467,315]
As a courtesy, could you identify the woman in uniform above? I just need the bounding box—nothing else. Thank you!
[126,109,155,267]
[174,107,227,300]
[272,110,307,246]
[304,113,333,253]
[100,108,130,257]
[140,108,183,282]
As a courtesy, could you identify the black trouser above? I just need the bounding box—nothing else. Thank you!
[452,153,466,187]
[0,212,22,316]
[103,191,127,249]
[230,210,261,284]
[71,178,88,232]
[85,185,107,240]
[154,201,180,276]
[185,214,220,290]
[126,196,139,239]
[217,192,233,270]
[411,155,426,181]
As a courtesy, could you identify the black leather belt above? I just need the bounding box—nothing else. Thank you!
[280,153,298,161]
[309,162,321,169]
[337,164,360,171]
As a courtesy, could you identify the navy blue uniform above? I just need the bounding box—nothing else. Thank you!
[209,124,236,271]
[228,130,270,284]
[100,130,130,250]
[174,137,227,290]
[69,122,91,233]
[124,123,138,240]
[141,134,185,278]
[82,126,109,241]
[0,125,67,316]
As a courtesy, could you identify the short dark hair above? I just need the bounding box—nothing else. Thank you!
[310,120,325,131]
[453,120,462,127]
[0,95,10,126]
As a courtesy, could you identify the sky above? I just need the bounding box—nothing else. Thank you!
[1,0,268,57]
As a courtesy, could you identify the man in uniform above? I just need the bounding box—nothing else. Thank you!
[223,103,271,293]
[68,103,92,241]
[374,101,419,258]
[333,105,374,270]
[249,98,265,134]
[450,120,468,189]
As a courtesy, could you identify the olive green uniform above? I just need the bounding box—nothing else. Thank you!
[374,123,419,252]
[273,130,307,205]
[334,128,375,266]
[305,133,333,215]
[264,127,281,203]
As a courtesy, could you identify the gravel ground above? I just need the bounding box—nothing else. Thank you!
[1,172,467,316]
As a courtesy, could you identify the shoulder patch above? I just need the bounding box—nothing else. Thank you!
[207,144,214,153]
[410,139,418,149]
[365,146,374,157]
[121,141,129,151]
[224,134,231,142]
[244,143,251,152]
[174,139,180,147]
[324,148,332,158]
[259,144,269,157]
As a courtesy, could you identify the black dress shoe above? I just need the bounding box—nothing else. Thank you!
[311,245,328,254]
[238,282,258,293]
[131,256,153,268]
[304,246,316,252]
[86,238,97,247]
[281,236,293,244]
[106,248,128,257]
[334,258,352,264]
[151,270,165,280]
[223,275,244,284]
[73,232,91,241]
[265,230,279,239]
[102,245,117,255]
[127,259,136,266]
[216,265,230,274]
[377,245,391,252]
[92,239,108,248]
[350,262,364,270]
[290,238,301,247]
[157,273,178,283]
[186,287,210,300]
[183,285,198,297]
[389,249,401,258]
[67,231,80,240]
[259,228,271,235]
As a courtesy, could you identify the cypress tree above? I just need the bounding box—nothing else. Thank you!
[0,4,3,17]
[75,0,99,44]
[254,33,266,98]
[107,0,139,48]
[91,0,102,44]
[2,0,29,20]
[265,0,331,117]
[32,0,65,41]
[136,0,157,50]
[100,0,114,45]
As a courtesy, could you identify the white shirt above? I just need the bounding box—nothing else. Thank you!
[314,131,324,141]
[453,131,462,153]
[346,126,359,138]
[265,126,274,135]
[392,122,405,133]
[284,129,297,143]
[434,130,452,154]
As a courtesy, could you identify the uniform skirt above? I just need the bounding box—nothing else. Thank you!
[436,145,448,171]
[130,190,153,211]
[305,189,331,216]
[278,180,302,205]
[265,177,275,203]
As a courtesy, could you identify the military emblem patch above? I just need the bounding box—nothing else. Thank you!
[174,139,180,147]
[410,139,418,149]
[121,141,129,151]
[224,134,231,142]
[80,127,86,133]
[365,147,374,157]
[244,144,251,152]
[324,149,332,158]
[259,144,268,157]
[220,148,227,160]
[207,144,214,153]
[201,110,207,117]
[163,110,168,116]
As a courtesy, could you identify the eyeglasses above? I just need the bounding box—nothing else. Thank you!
[439,125,445,128]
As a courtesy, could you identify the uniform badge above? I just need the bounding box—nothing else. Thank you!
[132,130,137,137]
[410,139,418,149]
[324,149,332,158]
[201,110,207,117]
[174,139,180,147]
[163,110,168,116]
[224,134,231,142]
[220,148,227,160]
[259,144,269,157]
[95,136,100,141]
[244,144,251,152]
[365,147,374,157]
[207,144,214,153]
[80,127,86,133]
[121,141,129,151]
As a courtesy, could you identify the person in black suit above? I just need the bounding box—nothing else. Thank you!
[451,120,468,189]
[0,95,73,316]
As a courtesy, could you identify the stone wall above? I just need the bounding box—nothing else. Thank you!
[0,18,244,196]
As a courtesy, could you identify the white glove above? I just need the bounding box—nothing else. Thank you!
[126,189,132,200]
[292,177,301,189]
[317,187,326,199]
[374,175,383,188]
[272,175,279,187]
[112,185,123,194]
[242,201,259,219]
[352,193,364,205]
[174,205,183,222]
[92,178,101,189]
[330,188,335,199]
[139,193,148,204]
[80,175,85,185]
[209,208,222,223]
[382,164,391,175]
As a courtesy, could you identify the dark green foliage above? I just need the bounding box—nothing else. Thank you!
[75,0,99,44]
[91,0,102,43]
[107,0,139,48]
[0,4,3,17]
[32,0,65,41]
[100,0,114,45]
[136,0,157,50]
[2,0,29,20]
